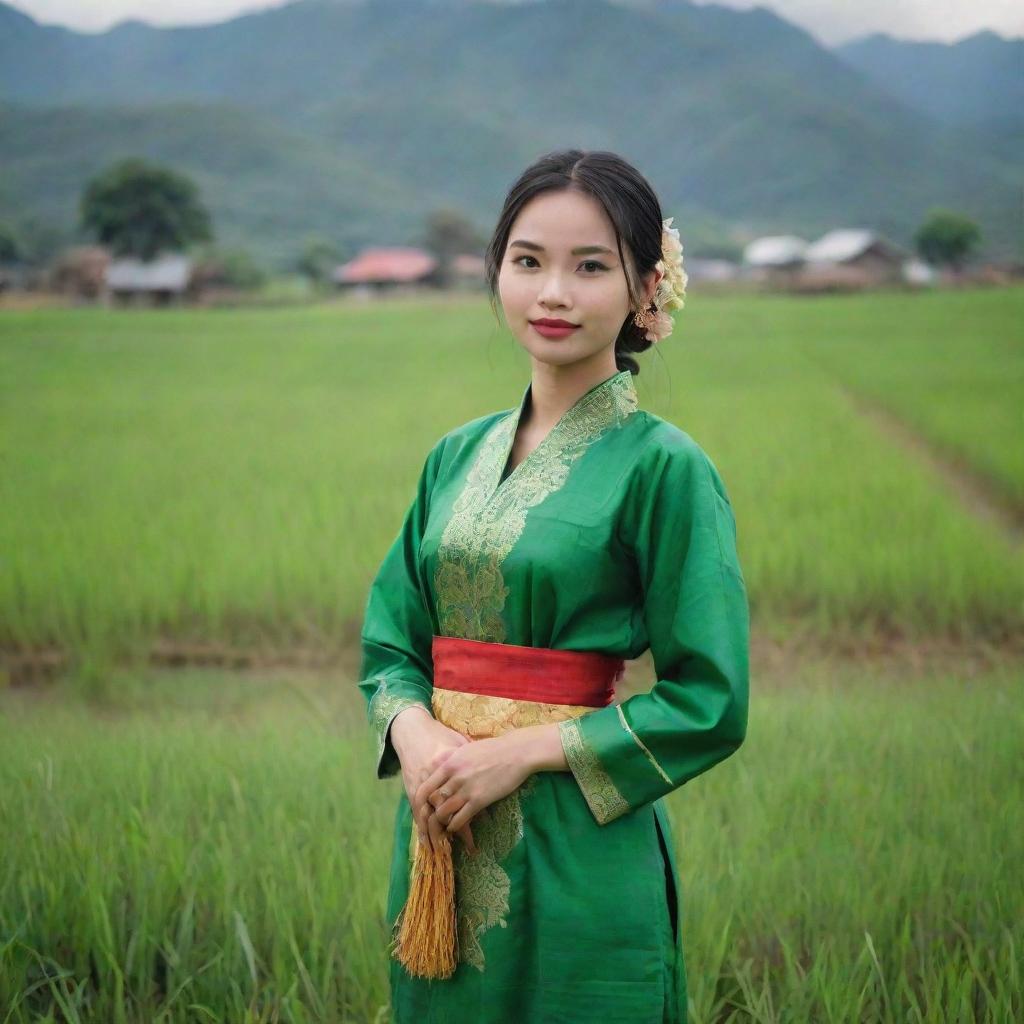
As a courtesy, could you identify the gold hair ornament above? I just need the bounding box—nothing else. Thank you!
[632,216,688,343]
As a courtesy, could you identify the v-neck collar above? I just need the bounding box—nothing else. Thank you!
[494,369,639,494]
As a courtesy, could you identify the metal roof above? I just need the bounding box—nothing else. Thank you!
[333,247,437,284]
[804,228,908,263]
[743,235,808,266]
[105,253,192,291]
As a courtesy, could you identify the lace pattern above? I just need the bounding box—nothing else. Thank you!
[422,369,639,969]
[433,370,638,643]
[558,715,631,825]
[428,691,589,971]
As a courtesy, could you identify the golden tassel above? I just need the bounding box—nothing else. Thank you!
[389,830,458,979]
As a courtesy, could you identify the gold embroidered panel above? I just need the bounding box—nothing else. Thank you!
[404,768,540,974]
[422,369,639,971]
[426,689,593,971]
[558,715,632,825]
[433,370,638,644]
[431,687,597,740]
[367,678,426,757]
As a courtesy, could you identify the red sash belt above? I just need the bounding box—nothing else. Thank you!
[431,635,622,708]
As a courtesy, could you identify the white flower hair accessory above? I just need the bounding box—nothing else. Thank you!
[633,217,688,343]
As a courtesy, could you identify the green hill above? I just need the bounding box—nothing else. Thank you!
[0,0,1019,266]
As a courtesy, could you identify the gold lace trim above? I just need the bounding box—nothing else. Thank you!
[367,678,427,767]
[425,370,638,970]
[616,704,673,784]
[422,690,593,971]
[452,773,540,971]
[433,370,638,643]
[431,687,597,739]
[558,715,631,825]
[404,771,539,973]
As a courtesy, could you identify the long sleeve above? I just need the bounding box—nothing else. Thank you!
[357,437,445,779]
[557,437,749,825]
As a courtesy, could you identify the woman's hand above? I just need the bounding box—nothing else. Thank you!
[390,706,479,856]
[412,730,536,841]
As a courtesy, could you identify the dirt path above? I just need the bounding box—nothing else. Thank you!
[7,373,1024,688]
[5,625,1022,691]
[836,382,1024,549]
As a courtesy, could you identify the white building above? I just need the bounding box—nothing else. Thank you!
[105,252,194,306]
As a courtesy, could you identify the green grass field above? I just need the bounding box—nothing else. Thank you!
[1,663,1020,1022]
[2,286,1022,672]
[789,289,1024,511]
[1,286,1022,1021]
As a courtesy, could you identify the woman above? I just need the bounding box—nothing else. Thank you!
[358,149,749,1023]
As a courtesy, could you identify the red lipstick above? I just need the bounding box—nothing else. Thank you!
[530,318,581,339]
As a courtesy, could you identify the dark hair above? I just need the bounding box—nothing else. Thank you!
[484,149,664,376]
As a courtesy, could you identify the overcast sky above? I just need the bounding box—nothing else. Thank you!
[6,0,1024,45]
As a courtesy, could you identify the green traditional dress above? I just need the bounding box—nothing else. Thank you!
[358,368,749,1023]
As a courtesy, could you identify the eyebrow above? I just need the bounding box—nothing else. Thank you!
[508,239,615,256]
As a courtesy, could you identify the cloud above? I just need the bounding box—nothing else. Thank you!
[6,0,293,33]
[6,0,1024,43]
[694,0,1024,46]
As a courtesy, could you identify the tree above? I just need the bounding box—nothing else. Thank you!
[913,210,981,271]
[296,235,343,287]
[191,243,267,291]
[8,215,68,268]
[0,222,22,264]
[79,157,213,261]
[421,209,485,288]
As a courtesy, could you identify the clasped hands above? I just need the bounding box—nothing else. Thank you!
[392,708,533,857]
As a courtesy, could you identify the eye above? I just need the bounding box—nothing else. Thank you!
[511,255,608,273]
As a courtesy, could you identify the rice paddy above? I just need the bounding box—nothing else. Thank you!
[1,285,1021,1021]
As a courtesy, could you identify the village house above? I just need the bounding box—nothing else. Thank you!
[104,252,197,306]
[332,246,441,298]
[743,229,931,292]
[742,235,808,287]
[796,229,910,291]
[685,257,742,284]
[50,246,111,300]
[449,253,487,291]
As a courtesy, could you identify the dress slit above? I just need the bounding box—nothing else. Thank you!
[653,804,679,945]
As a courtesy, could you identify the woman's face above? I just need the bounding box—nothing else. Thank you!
[497,188,654,371]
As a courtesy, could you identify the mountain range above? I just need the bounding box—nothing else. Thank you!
[0,0,1020,268]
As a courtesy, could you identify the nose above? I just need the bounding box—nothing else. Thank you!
[537,269,571,310]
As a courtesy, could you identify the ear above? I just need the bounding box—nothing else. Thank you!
[641,266,665,306]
